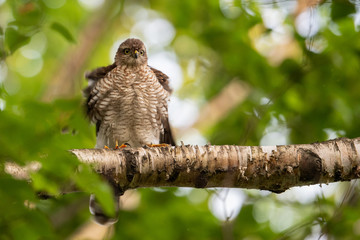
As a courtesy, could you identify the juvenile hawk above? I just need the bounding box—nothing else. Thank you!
[84,38,175,224]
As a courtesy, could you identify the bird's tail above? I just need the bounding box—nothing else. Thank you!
[89,194,120,225]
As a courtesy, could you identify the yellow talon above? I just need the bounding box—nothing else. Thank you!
[115,140,128,149]
[147,143,170,148]
[115,144,128,149]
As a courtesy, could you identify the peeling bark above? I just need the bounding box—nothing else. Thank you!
[71,137,360,193]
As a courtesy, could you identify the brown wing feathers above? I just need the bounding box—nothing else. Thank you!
[84,64,175,145]
[150,67,172,94]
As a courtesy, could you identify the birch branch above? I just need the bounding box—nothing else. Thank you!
[71,137,360,193]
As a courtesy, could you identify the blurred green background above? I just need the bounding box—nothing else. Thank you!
[1,0,360,239]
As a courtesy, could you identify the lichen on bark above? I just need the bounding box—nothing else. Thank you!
[71,137,360,193]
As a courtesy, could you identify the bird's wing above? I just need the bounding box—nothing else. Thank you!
[149,66,173,94]
[85,63,117,81]
[84,64,171,93]
[83,63,116,100]
[84,64,116,136]
[160,110,176,146]
[149,67,175,146]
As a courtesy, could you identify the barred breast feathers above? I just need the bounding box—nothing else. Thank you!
[87,75,114,124]
[85,62,175,146]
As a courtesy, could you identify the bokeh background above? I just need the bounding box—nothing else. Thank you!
[1,0,360,239]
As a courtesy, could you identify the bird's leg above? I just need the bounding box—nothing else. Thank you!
[146,143,171,148]
[103,141,128,150]
[115,140,129,149]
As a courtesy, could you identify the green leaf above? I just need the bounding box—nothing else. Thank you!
[331,1,356,21]
[31,173,60,196]
[50,22,76,43]
[73,165,115,216]
[4,27,31,54]
[0,42,6,60]
[8,1,44,28]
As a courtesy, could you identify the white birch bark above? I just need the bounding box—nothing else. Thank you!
[70,137,360,193]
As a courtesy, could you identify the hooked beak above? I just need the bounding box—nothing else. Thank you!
[134,50,139,59]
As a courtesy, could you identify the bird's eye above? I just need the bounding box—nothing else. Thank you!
[124,49,130,55]
[140,50,144,55]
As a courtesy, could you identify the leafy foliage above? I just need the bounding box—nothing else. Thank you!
[50,22,76,43]
[0,0,360,239]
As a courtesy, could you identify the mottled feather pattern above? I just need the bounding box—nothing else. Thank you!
[85,38,175,225]
[150,67,172,94]
[84,64,172,95]
[85,43,174,148]
[91,65,169,148]
[84,58,174,144]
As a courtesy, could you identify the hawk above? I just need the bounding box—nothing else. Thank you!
[84,38,175,224]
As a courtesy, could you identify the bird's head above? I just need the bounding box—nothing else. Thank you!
[115,38,148,67]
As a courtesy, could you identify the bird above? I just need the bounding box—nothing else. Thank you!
[84,38,175,225]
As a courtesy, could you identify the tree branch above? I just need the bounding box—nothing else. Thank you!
[71,137,360,193]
